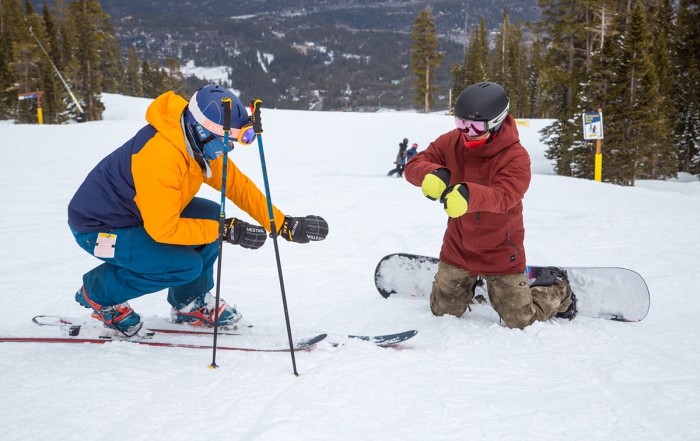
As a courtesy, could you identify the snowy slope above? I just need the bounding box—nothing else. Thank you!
[1,94,699,440]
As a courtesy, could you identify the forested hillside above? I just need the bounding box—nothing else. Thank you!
[6,0,697,184]
[78,0,540,111]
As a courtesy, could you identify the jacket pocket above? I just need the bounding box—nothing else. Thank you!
[111,227,134,264]
[69,226,98,255]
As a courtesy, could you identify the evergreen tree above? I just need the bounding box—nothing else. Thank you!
[645,1,676,178]
[573,0,626,180]
[140,58,155,98]
[0,0,25,119]
[490,8,510,88]
[450,17,490,110]
[465,17,489,86]
[123,46,142,97]
[52,0,73,72]
[649,0,676,101]
[540,0,607,177]
[490,10,530,117]
[99,18,124,94]
[41,2,68,124]
[605,0,671,185]
[676,56,700,174]
[450,53,468,111]
[164,57,187,98]
[410,7,444,113]
[151,56,167,96]
[577,35,619,179]
[140,57,169,98]
[541,0,682,183]
[510,18,529,118]
[674,0,700,174]
[68,0,116,121]
[526,21,545,118]
[11,0,43,123]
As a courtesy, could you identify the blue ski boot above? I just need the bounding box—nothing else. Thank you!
[171,292,242,327]
[75,286,142,336]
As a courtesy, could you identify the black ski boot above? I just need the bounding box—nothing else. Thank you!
[556,291,578,320]
[530,267,578,321]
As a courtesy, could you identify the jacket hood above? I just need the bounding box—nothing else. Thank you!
[145,92,188,151]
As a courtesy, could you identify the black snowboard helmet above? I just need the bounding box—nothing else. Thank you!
[454,82,510,133]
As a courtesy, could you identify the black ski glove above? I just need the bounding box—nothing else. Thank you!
[223,218,267,249]
[279,215,329,243]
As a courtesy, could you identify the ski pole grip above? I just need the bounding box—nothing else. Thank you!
[221,97,232,132]
[250,99,263,134]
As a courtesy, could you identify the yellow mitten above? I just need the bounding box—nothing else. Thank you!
[443,184,470,218]
[421,168,451,201]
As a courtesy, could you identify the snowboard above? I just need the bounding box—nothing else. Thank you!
[374,253,650,322]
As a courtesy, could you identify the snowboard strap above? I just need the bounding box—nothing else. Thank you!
[530,267,569,288]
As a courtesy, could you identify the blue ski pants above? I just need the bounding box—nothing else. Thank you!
[70,197,220,309]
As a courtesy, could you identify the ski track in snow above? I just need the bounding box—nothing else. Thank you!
[1,94,700,440]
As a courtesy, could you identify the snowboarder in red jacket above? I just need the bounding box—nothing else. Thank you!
[404,82,577,329]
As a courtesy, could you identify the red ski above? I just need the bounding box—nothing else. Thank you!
[0,334,327,352]
[0,315,417,350]
[0,315,327,352]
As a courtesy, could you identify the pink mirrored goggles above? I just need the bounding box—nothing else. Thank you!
[454,117,488,137]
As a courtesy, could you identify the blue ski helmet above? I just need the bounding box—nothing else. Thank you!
[186,84,250,138]
[185,84,252,161]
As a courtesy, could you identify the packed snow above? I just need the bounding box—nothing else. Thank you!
[1,93,699,440]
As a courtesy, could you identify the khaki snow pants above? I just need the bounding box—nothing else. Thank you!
[430,261,573,329]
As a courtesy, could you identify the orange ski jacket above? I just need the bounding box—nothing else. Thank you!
[68,92,284,246]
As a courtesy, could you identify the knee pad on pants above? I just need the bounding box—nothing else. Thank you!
[430,261,479,318]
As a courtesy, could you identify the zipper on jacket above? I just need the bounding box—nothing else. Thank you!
[476,212,480,222]
[506,231,520,255]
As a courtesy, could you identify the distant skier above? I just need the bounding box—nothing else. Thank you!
[387,138,408,177]
[406,142,418,161]
[404,82,576,329]
[67,84,328,335]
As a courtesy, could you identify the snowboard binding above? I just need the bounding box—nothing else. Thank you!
[530,267,578,321]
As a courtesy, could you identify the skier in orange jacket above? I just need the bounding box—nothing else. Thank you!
[68,85,328,335]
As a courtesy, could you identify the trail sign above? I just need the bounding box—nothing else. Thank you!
[18,92,41,100]
[18,91,44,124]
[582,110,604,181]
[582,111,604,140]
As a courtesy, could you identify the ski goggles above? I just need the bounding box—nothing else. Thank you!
[200,122,256,147]
[454,117,488,136]
[228,123,257,146]
[454,101,510,136]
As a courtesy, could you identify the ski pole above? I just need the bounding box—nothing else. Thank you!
[250,99,299,376]
[209,97,233,370]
